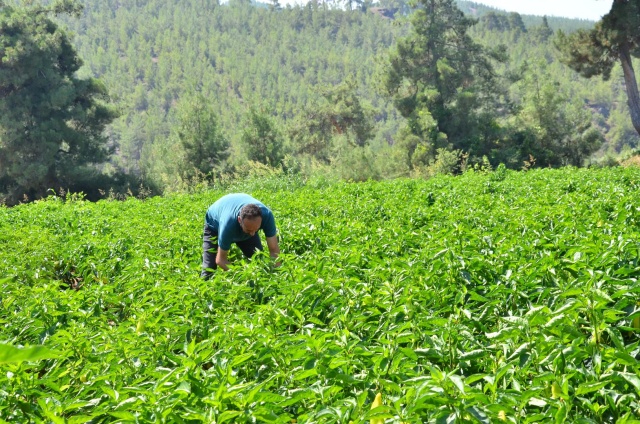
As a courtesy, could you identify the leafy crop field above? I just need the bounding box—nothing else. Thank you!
[1,168,640,423]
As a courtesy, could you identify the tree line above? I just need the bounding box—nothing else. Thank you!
[1,0,639,205]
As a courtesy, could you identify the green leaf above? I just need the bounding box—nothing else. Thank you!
[448,374,465,394]
[459,349,485,361]
[467,406,490,424]
[218,410,243,423]
[328,357,350,369]
[231,352,254,367]
[528,398,547,407]
[619,372,640,392]
[465,374,488,385]
[486,327,514,339]
[293,368,318,381]
[575,381,608,395]
[554,402,568,424]
[400,347,418,361]
[415,348,442,360]
[507,343,530,361]
[252,407,281,422]
[175,381,191,395]
[0,344,60,364]
[468,291,488,302]
[68,416,97,424]
[614,352,638,367]
[109,411,137,420]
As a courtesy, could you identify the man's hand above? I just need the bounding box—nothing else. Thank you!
[216,248,231,271]
[266,235,281,267]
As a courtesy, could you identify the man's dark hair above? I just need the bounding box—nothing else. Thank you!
[239,203,262,221]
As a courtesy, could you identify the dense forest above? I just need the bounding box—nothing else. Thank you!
[1,0,639,204]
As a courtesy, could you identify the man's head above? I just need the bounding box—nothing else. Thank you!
[238,204,262,236]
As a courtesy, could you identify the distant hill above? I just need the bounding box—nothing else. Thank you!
[457,1,596,31]
[10,0,635,188]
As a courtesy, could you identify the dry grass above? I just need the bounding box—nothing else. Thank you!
[621,154,640,167]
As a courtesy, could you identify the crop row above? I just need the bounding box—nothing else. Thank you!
[1,167,639,422]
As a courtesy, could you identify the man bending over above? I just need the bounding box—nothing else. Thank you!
[201,193,280,278]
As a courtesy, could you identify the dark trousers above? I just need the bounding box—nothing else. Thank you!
[201,225,263,279]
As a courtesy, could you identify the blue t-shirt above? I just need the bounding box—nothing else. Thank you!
[204,193,277,250]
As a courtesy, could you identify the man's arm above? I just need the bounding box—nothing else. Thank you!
[216,248,231,271]
[266,235,280,266]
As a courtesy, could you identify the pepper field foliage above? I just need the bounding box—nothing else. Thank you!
[1,167,640,423]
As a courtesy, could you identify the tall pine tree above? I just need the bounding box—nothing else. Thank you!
[556,0,640,136]
[0,0,117,204]
[381,0,506,167]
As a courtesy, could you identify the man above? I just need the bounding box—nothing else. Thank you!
[201,193,280,278]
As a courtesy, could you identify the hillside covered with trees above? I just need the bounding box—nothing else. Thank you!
[1,0,639,204]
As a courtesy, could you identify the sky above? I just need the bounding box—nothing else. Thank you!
[470,0,612,21]
[276,1,613,21]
